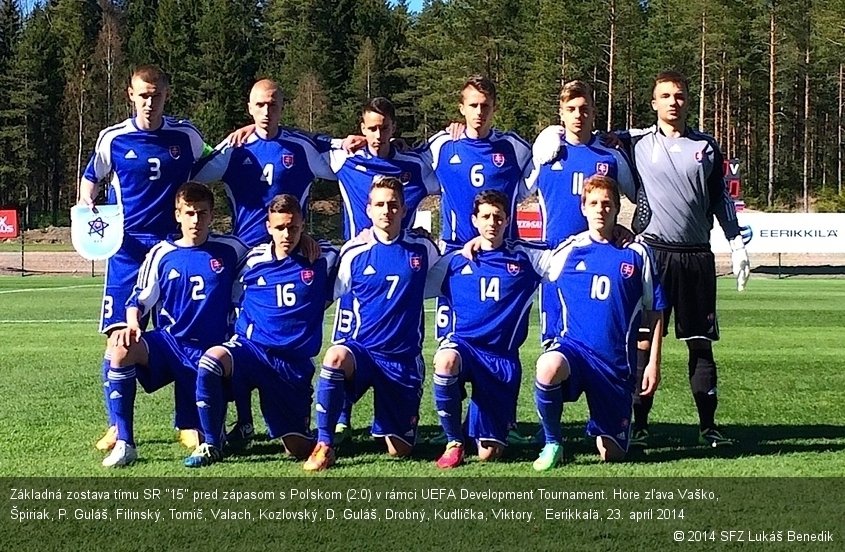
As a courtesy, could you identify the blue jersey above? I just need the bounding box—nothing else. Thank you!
[128,234,247,349]
[83,117,207,237]
[233,241,338,357]
[419,130,532,245]
[430,240,563,355]
[329,146,440,239]
[526,135,636,245]
[192,129,335,247]
[332,231,441,356]
[552,232,667,373]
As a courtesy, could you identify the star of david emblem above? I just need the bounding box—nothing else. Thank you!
[87,217,109,238]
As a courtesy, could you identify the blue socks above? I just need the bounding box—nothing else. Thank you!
[433,372,463,443]
[315,366,346,445]
[107,365,137,446]
[102,352,114,426]
[196,355,226,448]
[535,380,563,444]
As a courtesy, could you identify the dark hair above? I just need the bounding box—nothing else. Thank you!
[653,70,689,96]
[267,194,302,217]
[131,64,170,88]
[581,175,621,210]
[362,97,396,123]
[461,75,497,104]
[370,175,405,206]
[175,181,214,208]
[472,190,509,215]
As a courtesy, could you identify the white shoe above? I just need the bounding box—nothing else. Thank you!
[102,440,137,467]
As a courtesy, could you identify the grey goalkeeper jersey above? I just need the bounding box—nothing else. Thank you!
[620,125,740,247]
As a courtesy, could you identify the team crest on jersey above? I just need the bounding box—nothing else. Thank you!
[596,162,609,175]
[169,145,181,159]
[409,254,422,271]
[620,262,635,279]
[282,154,295,168]
[210,258,225,274]
[492,153,506,167]
[300,268,315,285]
[400,171,411,184]
[694,151,704,163]
[507,262,521,275]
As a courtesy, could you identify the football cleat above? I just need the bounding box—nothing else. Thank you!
[184,443,223,468]
[699,428,735,448]
[102,440,137,468]
[629,428,650,449]
[303,442,335,472]
[435,441,465,470]
[532,442,563,472]
[334,422,351,446]
[507,427,534,445]
[95,425,118,452]
[178,429,202,449]
[225,422,255,446]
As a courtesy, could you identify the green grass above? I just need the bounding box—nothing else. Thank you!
[0,242,75,252]
[1,275,844,477]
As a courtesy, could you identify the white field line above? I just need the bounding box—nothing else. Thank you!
[0,283,101,294]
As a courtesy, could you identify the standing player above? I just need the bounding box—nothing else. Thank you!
[192,79,335,442]
[303,177,440,471]
[535,71,750,447]
[101,183,246,467]
[79,65,210,452]
[185,194,337,467]
[428,191,564,469]
[326,97,440,441]
[192,79,336,247]
[532,175,665,470]
[526,80,637,345]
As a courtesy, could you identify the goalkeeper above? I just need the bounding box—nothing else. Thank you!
[534,70,750,448]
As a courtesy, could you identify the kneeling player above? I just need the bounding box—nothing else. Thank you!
[185,194,337,467]
[102,182,246,467]
[428,191,565,469]
[532,175,665,470]
[304,177,440,471]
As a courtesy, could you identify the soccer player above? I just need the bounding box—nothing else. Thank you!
[303,177,441,471]
[185,194,337,467]
[192,79,336,247]
[427,190,563,469]
[191,79,335,443]
[79,65,210,452]
[525,80,637,346]
[532,175,666,470]
[535,71,750,448]
[101,182,247,467]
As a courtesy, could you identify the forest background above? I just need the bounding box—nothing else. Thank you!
[1,0,843,228]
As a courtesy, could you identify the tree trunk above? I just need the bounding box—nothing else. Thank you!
[802,44,809,212]
[768,7,776,207]
[699,11,706,132]
[839,63,843,195]
[606,0,616,132]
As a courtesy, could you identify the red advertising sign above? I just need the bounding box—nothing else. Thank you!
[516,209,543,240]
[0,209,20,239]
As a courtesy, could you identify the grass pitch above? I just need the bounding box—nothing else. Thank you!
[1,275,844,477]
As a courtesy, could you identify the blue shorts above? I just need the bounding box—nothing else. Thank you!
[439,337,521,446]
[434,242,460,342]
[539,282,564,346]
[341,341,424,446]
[548,337,634,451]
[223,336,314,440]
[101,233,161,333]
[138,329,203,430]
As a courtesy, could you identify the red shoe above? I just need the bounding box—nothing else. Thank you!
[435,441,465,469]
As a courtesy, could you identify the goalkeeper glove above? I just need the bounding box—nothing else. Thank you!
[729,236,750,292]
[532,125,564,165]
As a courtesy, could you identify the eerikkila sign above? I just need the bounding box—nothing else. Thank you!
[711,213,845,254]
